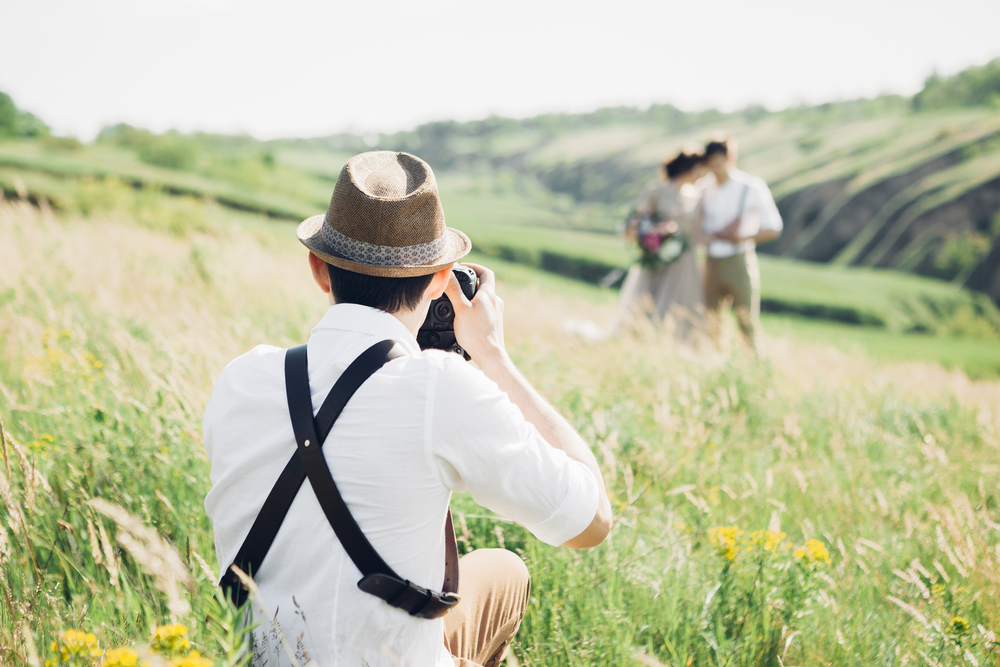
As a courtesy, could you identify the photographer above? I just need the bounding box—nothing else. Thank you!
[203,151,612,667]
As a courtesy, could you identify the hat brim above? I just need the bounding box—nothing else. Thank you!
[296,214,472,278]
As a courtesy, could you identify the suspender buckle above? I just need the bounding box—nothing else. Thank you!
[358,573,461,619]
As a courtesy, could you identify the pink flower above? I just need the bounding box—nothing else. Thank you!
[641,233,662,253]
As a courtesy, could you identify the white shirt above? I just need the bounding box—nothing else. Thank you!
[701,168,783,258]
[203,304,599,667]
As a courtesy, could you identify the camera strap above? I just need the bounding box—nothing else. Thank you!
[222,340,460,619]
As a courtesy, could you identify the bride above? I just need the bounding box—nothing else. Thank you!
[611,147,707,342]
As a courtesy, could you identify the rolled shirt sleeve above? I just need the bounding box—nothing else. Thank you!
[425,353,600,547]
[751,177,783,233]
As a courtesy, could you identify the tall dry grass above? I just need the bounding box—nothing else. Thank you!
[1,199,999,666]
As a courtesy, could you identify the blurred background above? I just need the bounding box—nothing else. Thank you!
[2,0,1000,376]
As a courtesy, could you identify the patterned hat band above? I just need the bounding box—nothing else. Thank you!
[321,224,449,267]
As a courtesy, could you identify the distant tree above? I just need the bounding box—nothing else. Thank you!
[912,58,1000,110]
[741,104,770,124]
[0,91,50,138]
[97,123,153,148]
[136,133,200,170]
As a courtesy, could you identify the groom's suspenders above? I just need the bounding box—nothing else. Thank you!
[221,340,460,619]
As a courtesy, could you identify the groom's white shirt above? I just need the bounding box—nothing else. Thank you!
[701,168,783,258]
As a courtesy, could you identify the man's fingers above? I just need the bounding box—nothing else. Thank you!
[460,262,496,296]
[444,271,473,307]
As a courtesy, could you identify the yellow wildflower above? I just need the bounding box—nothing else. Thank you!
[805,539,831,564]
[794,539,831,565]
[102,647,149,667]
[149,625,190,658]
[746,529,788,553]
[168,651,213,667]
[708,526,743,561]
[45,629,102,667]
[84,352,104,370]
[950,616,970,636]
[30,433,56,452]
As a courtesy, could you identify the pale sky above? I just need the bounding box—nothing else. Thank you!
[2,0,998,141]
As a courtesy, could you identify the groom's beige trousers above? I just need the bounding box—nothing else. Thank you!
[445,549,531,667]
[705,249,760,352]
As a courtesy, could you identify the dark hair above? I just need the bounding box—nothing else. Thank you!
[662,147,705,180]
[704,134,734,160]
[327,263,435,313]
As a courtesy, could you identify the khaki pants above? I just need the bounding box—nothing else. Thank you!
[445,549,530,667]
[705,250,760,352]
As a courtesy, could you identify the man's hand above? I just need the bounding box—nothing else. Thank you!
[711,216,742,243]
[752,229,781,245]
[445,263,508,369]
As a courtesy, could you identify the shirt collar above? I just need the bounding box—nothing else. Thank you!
[312,303,422,354]
[724,168,749,185]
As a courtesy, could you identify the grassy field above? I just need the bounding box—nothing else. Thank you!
[2,136,998,373]
[762,315,1000,380]
[3,120,1000,352]
[465,250,1000,380]
[2,200,1000,666]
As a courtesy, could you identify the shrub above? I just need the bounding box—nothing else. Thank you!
[41,135,83,151]
[136,134,200,171]
[913,58,1000,110]
[931,232,992,281]
[96,124,200,171]
[0,91,50,138]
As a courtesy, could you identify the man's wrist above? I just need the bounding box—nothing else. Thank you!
[474,346,513,379]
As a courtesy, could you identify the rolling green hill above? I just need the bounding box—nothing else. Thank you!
[1,59,999,371]
[273,59,1000,304]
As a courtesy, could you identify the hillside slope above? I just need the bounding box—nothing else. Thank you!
[272,60,1000,304]
[345,103,1000,304]
[2,61,999,315]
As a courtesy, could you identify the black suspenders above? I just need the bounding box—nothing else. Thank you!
[221,340,460,619]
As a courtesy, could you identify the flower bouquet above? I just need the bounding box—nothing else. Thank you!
[627,212,689,269]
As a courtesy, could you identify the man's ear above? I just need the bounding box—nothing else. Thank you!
[309,252,332,295]
[425,266,453,301]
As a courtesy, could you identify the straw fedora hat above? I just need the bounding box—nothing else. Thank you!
[297,151,471,277]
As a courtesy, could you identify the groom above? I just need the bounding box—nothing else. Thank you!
[700,135,783,352]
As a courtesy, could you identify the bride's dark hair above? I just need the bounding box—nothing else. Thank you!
[661,146,705,180]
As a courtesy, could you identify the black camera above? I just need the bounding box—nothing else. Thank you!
[417,265,479,359]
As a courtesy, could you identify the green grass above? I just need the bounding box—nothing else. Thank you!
[2,122,999,368]
[3,203,999,667]
[441,178,1000,340]
[758,255,1000,336]
[762,314,1000,379]
[0,140,329,220]
[466,250,618,304]
[477,250,1000,379]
